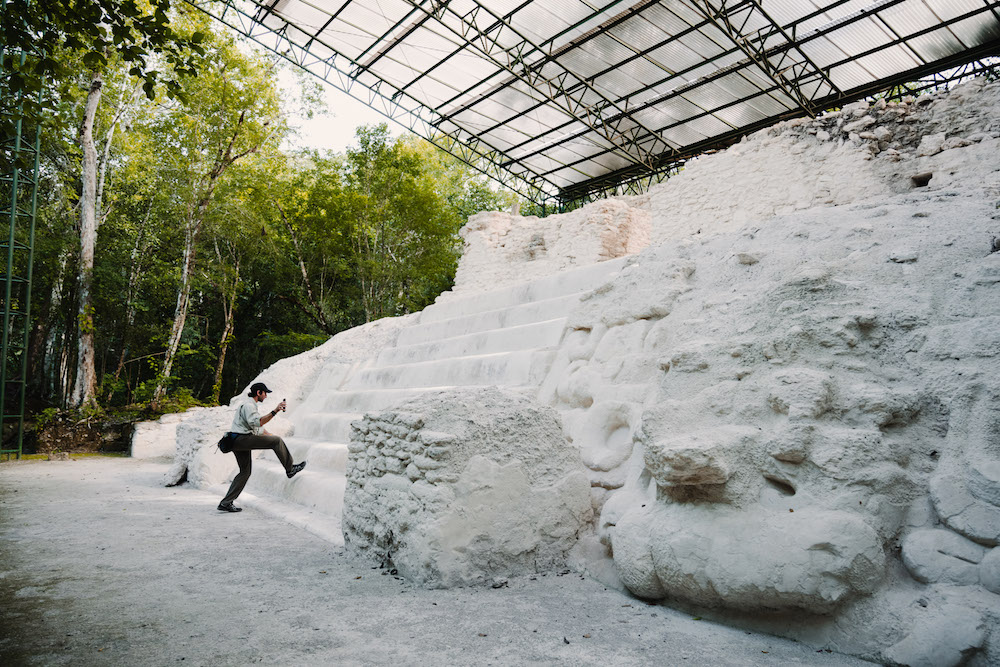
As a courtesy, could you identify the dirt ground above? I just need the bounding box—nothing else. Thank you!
[0,458,872,666]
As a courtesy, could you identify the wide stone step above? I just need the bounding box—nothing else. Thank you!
[293,411,361,441]
[420,256,629,324]
[314,387,456,414]
[284,437,350,473]
[396,293,584,347]
[245,459,347,516]
[375,317,567,367]
[343,350,556,390]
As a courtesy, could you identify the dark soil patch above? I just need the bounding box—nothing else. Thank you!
[33,418,134,455]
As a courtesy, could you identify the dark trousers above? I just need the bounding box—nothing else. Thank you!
[220,434,294,505]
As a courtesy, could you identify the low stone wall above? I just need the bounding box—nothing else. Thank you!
[343,387,593,588]
[131,413,183,459]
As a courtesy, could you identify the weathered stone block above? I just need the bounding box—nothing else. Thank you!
[614,504,884,612]
[901,528,985,585]
[343,387,592,588]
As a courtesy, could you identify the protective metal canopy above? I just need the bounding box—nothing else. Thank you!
[190,0,1000,202]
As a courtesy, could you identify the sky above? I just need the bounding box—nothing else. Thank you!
[280,69,404,154]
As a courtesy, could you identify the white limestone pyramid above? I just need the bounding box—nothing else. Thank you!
[136,77,1000,665]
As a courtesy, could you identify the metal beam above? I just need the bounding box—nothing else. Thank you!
[183,0,559,201]
[352,4,429,76]
[558,47,1000,202]
[497,0,882,169]
[193,0,1000,204]
[436,0,671,125]
[450,0,864,146]
[403,0,679,169]
[543,2,998,190]
[0,45,40,461]
[687,0,841,118]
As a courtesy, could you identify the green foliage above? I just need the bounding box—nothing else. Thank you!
[256,331,328,368]
[1,0,204,169]
[35,407,60,429]
[341,124,463,321]
[150,386,205,415]
[20,15,539,419]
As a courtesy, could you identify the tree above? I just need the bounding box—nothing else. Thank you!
[70,56,145,407]
[403,135,518,221]
[15,14,521,413]
[97,157,167,404]
[0,0,203,158]
[267,152,363,334]
[3,0,204,408]
[200,152,282,404]
[344,125,462,321]
[147,27,284,406]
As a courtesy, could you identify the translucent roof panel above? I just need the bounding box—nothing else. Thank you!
[197,0,1000,200]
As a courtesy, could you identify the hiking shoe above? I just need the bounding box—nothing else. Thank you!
[287,461,307,479]
[217,502,242,513]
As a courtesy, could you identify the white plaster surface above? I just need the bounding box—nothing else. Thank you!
[130,412,182,458]
[882,603,987,667]
[453,199,649,294]
[134,78,1000,665]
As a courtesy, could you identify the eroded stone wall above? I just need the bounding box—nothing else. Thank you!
[531,79,1000,665]
[342,387,592,588]
[452,199,650,294]
[644,77,1000,244]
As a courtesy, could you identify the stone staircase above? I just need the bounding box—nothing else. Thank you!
[241,258,629,543]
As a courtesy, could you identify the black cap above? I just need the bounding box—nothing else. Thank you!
[248,382,273,397]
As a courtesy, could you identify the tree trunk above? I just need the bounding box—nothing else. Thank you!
[69,71,103,408]
[152,214,199,408]
[107,207,150,402]
[151,112,263,408]
[58,273,78,408]
[41,249,69,400]
[210,284,237,405]
[208,234,239,405]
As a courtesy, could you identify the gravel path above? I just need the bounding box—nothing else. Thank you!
[0,458,872,666]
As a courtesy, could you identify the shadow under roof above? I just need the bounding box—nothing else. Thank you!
[189,0,1000,203]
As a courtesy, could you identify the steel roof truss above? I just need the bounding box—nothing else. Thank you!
[688,0,842,117]
[407,0,679,168]
[185,0,561,201]
[497,0,859,166]
[529,0,994,184]
[188,0,1000,204]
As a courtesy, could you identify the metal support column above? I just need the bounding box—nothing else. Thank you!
[1,47,41,460]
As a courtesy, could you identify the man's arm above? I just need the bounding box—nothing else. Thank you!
[258,399,286,429]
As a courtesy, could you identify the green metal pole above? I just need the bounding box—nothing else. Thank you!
[1,34,38,459]
[13,97,41,457]
[1,60,24,457]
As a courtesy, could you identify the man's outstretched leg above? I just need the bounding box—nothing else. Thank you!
[230,434,306,478]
